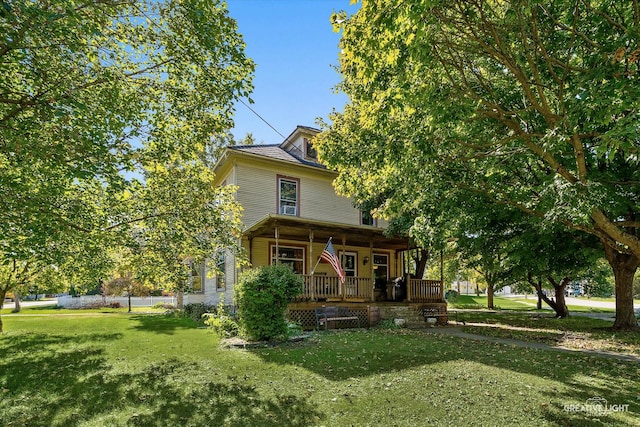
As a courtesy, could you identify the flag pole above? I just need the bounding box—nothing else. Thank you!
[310,237,331,275]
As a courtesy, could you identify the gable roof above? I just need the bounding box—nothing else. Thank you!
[229,144,326,169]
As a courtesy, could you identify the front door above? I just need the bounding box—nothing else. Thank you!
[373,253,389,299]
[340,251,357,277]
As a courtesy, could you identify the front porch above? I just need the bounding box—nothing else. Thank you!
[293,275,444,304]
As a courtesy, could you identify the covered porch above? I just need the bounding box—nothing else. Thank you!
[243,214,445,304]
[295,275,444,303]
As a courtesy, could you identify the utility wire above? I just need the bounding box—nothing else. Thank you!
[238,98,285,139]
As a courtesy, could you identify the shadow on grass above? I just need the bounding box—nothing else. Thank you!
[128,314,199,335]
[0,329,322,426]
[249,329,639,426]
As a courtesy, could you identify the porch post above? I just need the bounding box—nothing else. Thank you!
[369,237,374,302]
[248,233,253,266]
[341,234,346,300]
[440,249,444,301]
[309,229,315,301]
[274,223,279,265]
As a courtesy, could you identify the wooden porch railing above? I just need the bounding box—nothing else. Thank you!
[407,278,444,302]
[294,275,445,303]
[296,275,373,302]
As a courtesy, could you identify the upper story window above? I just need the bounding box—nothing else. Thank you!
[361,209,376,226]
[278,175,299,216]
[304,137,317,160]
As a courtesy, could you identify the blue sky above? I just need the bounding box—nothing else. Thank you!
[226,0,359,144]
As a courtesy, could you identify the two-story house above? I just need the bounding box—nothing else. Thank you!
[192,126,445,328]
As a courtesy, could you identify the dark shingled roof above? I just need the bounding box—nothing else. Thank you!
[229,144,326,169]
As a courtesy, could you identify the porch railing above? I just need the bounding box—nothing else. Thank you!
[294,275,445,303]
[296,275,373,302]
[407,278,444,302]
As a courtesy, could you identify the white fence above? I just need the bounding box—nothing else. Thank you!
[57,295,177,308]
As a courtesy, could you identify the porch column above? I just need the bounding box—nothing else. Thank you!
[341,234,346,300]
[440,249,444,301]
[309,230,315,301]
[369,238,374,302]
[248,233,253,266]
[274,223,279,265]
[406,251,412,302]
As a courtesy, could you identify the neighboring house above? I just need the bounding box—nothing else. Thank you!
[190,126,445,327]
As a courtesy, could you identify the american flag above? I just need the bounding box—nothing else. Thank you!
[320,238,345,284]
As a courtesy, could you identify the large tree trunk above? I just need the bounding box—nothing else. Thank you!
[528,274,569,318]
[0,288,6,333]
[602,244,640,330]
[537,291,542,310]
[487,284,494,309]
[547,277,569,318]
[12,291,21,313]
[177,290,184,309]
[413,249,429,279]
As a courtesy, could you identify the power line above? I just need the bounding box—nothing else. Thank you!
[238,98,285,139]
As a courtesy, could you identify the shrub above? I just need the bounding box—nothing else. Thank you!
[153,302,175,310]
[204,299,239,338]
[445,289,459,302]
[79,301,121,309]
[286,321,303,339]
[374,318,403,330]
[234,264,303,341]
[182,303,216,323]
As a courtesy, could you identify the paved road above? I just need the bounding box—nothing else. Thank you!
[564,296,640,310]
[2,299,58,309]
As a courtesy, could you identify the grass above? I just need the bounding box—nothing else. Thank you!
[449,295,619,313]
[456,311,640,356]
[0,305,167,316]
[1,311,640,426]
[448,295,535,310]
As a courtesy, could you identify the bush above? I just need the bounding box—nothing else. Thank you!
[77,301,121,309]
[445,289,459,302]
[234,264,303,341]
[373,318,402,330]
[204,299,239,338]
[182,303,216,322]
[153,302,175,310]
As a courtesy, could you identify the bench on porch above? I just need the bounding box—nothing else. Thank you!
[315,306,359,330]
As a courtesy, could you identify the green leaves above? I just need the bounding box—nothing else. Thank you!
[235,264,304,341]
[0,0,253,304]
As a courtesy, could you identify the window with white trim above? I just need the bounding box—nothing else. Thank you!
[361,209,376,226]
[278,176,299,216]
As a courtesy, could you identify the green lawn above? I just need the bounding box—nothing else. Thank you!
[448,294,535,310]
[456,311,640,356]
[449,295,619,313]
[1,312,639,426]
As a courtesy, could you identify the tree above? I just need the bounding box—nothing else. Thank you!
[126,161,245,309]
[0,0,253,332]
[319,0,640,329]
